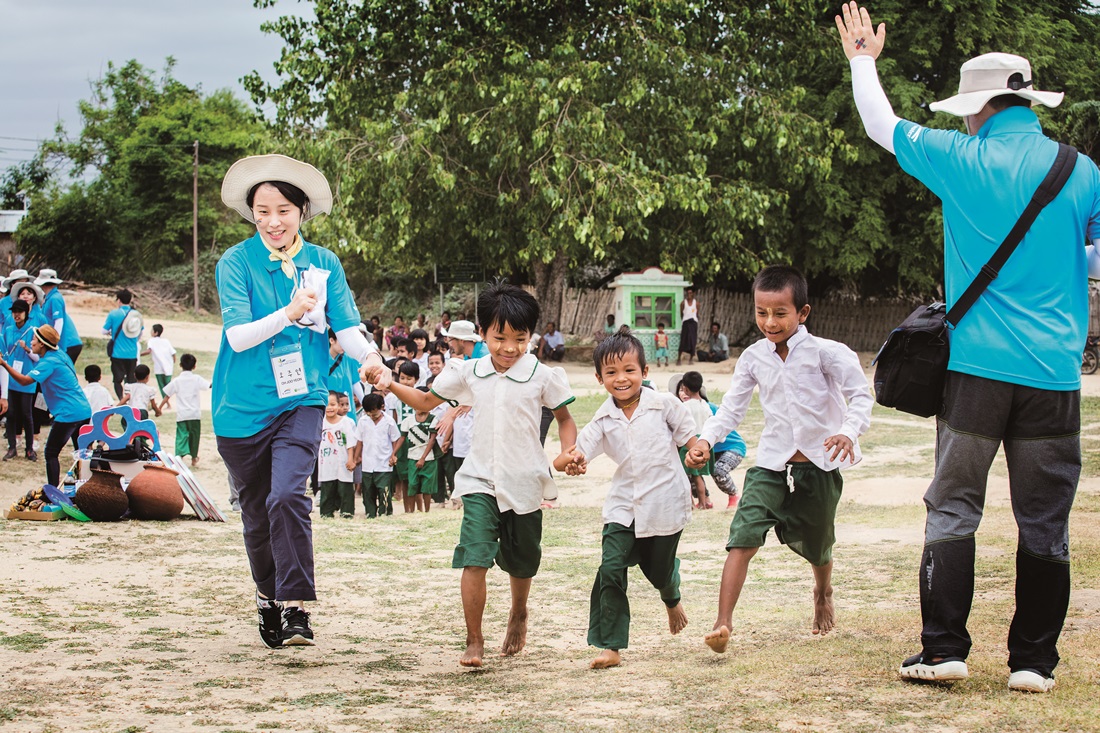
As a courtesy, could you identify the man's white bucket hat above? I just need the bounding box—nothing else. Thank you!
[221,154,333,224]
[930,53,1063,117]
[440,320,482,342]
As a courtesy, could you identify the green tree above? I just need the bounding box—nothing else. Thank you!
[0,159,51,210]
[249,0,1100,309]
[38,59,268,274]
[248,1,844,323]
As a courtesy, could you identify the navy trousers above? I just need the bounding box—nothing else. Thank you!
[217,405,323,602]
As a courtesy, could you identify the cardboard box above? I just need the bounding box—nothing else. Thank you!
[6,506,66,521]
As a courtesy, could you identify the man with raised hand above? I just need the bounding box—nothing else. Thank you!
[836,2,1100,693]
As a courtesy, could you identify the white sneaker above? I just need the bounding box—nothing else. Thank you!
[1008,669,1055,693]
[899,654,969,682]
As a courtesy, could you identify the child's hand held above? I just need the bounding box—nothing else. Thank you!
[686,441,711,468]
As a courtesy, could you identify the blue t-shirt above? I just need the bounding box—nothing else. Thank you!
[42,288,82,350]
[102,305,142,359]
[708,402,747,455]
[212,233,362,438]
[893,107,1100,390]
[0,294,10,333]
[471,341,489,359]
[326,352,360,419]
[27,350,91,423]
[3,314,46,395]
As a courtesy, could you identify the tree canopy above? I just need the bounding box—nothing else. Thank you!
[15,60,268,279]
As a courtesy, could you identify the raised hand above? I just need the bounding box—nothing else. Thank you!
[835,2,885,60]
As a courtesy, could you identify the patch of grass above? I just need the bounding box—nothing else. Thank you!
[0,632,51,652]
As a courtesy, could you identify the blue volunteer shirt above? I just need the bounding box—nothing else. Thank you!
[42,288,82,350]
[894,107,1100,390]
[708,402,747,455]
[212,233,362,438]
[27,350,91,423]
[3,314,46,395]
[0,294,10,332]
[471,341,489,359]
[102,305,142,359]
[326,351,360,418]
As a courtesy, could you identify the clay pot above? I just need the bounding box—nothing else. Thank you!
[126,464,184,521]
[75,469,129,521]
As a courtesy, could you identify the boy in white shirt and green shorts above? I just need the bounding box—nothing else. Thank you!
[688,265,873,653]
[368,282,576,668]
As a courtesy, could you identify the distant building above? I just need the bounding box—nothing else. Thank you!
[0,210,27,270]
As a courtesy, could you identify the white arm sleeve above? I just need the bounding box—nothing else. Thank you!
[850,56,901,155]
[335,326,381,366]
[1,368,8,399]
[225,310,293,353]
[54,317,64,335]
[1087,240,1100,280]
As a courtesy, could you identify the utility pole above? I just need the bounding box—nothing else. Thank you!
[192,141,199,312]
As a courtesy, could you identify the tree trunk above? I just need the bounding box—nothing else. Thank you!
[531,251,568,333]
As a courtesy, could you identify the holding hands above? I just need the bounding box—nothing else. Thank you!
[685,441,711,469]
[362,363,393,390]
[553,446,588,476]
[835,2,885,60]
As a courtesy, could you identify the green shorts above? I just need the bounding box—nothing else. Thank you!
[407,459,439,495]
[726,463,843,566]
[452,492,543,578]
[394,442,410,480]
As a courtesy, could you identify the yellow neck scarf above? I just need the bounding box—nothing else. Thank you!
[263,233,303,280]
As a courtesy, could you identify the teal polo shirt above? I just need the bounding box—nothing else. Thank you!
[102,305,142,359]
[3,315,46,395]
[42,288,82,350]
[326,351,360,418]
[212,234,362,438]
[27,350,91,423]
[894,107,1100,390]
[471,341,489,359]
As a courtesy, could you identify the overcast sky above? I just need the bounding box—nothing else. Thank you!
[0,0,306,168]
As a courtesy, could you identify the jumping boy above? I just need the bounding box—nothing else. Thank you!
[687,265,872,651]
[367,281,576,668]
[555,327,696,670]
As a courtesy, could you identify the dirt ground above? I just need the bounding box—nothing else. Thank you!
[1,294,1098,732]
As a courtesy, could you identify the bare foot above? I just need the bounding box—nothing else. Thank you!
[813,585,835,635]
[667,603,688,635]
[590,649,621,669]
[704,625,730,654]
[501,611,528,656]
[460,638,484,668]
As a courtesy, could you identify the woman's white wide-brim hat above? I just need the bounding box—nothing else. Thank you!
[930,53,1063,117]
[221,154,333,224]
[10,281,45,305]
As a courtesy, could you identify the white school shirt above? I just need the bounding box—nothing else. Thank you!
[682,397,712,434]
[413,353,430,387]
[385,391,413,425]
[124,382,159,413]
[357,413,401,473]
[83,382,115,414]
[430,353,574,515]
[576,389,696,537]
[145,336,176,375]
[451,409,474,459]
[318,415,358,482]
[162,370,210,421]
[700,326,873,472]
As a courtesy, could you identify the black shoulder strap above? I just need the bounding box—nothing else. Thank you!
[945,143,1078,327]
[112,309,126,340]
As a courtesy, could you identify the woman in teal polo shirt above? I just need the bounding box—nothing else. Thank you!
[215,154,390,649]
[0,324,90,487]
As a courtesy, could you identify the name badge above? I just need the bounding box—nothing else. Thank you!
[270,342,308,399]
[12,360,24,375]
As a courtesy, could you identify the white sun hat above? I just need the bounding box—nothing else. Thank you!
[221,154,333,224]
[2,268,32,290]
[10,280,45,305]
[440,320,482,342]
[35,268,63,287]
[930,53,1064,117]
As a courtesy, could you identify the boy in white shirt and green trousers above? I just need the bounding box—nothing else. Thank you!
[688,265,873,653]
[160,353,210,466]
[555,327,697,669]
[368,282,576,668]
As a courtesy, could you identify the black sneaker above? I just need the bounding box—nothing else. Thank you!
[282,607,315,646]
[258,602,284,649]
[899,653,969,682]
[26,449,37,462]
[2,448,15,461]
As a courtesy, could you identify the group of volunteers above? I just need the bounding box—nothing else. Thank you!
[199,0,1100,698]
[0,263,211,488]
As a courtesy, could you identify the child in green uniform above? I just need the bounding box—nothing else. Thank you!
[555,327,697,669]
[391,361,418,513]
[367,282,577,668]
[399,388,440,513]
[687,265,873,652]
